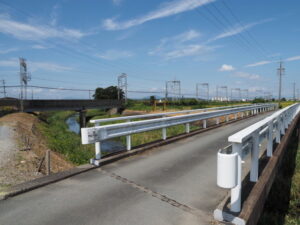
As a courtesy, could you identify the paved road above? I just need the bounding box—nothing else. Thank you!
[0,112,273,225]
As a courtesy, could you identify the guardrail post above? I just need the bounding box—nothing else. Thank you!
[126,119,131,150]
[226,116,229,122]
[267,120,274,157]
[280,115,285,135]
[95,122,101,160]
[185,123,190,133]
[231,143,242,212]
[250,132,259,182]
[234,113,238,120]
[203,120,207,128]
[162,127,167,140]
[216,117,220,125]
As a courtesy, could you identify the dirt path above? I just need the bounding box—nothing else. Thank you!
[0,125,16,168]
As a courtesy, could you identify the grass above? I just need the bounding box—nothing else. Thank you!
[37,111,95,165]
[280,101,298,108]
[258,129,300,225]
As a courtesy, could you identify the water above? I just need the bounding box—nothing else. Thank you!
[66,115,125,154]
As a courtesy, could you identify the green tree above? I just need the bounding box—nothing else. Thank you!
[93,86,124,100]
[149,96,156,105]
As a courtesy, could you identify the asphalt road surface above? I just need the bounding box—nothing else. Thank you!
[0,112,273,225]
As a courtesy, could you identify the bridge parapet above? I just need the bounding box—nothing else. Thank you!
[215,103,300,224]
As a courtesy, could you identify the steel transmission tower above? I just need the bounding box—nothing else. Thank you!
[19,58,31,111]
[242,89,249,101]
[231,88,241,101]
[196,83,209,101]
[277,61,285,102]
[118,73,128,103]
[165,80,181,101]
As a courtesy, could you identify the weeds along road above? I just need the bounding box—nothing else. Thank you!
[0,111,274,225]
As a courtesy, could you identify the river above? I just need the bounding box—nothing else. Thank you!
[66,115,125,154]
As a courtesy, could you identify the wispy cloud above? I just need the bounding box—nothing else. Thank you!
[95,49,133,60]
[0,58,73,72]
[219,64,235,71]
[207,18,274,43]
[112,0,123,6]
[233,71,261,80]
[286,55,300,62]
[103,0,215,30]
[245,60,273,67]
[149,29,215,60]
[0,14,88,41]
[32,44,49,50]
[0,47,19,54]
[50,4,60,26]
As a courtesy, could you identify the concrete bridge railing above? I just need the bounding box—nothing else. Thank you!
[216,103,300,215]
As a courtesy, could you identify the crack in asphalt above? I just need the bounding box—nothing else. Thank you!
[100,169,210,219]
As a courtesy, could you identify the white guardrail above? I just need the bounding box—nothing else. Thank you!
[82,103,276,165]
[217,103,300,213]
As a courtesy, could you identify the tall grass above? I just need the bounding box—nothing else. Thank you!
[37,111,94,165]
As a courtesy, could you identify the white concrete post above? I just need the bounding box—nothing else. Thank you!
[216,117,220,125]
[241,112,244,118]
[250,132,260,182]
[267,121,274,157]
[126,119,131,150]
[231,143,242,212]
[276,120,281,143]
[235,113,238,120]
[185,123,190,133]
[203,120,207,129]
[95,122,101,160]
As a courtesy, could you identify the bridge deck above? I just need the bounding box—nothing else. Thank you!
[0,112,273,225]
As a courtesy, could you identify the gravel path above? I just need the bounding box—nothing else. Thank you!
[0,125,17,168]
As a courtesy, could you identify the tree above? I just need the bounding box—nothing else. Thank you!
[149,96,156,105]
[93,86,124,100]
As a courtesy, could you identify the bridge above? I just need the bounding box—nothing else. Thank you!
[0,103,298,225]
[0,99,123,112]
[0,98,123,128]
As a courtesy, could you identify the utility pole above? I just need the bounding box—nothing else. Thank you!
[293,82,296,101]
[19,58,31,111]
[0,80,6,97]
[277,61,285,103]
[117,73,128,103]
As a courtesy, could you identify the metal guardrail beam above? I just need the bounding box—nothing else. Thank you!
[82,103,276,165]
[90,104,254,124]
[217,103,300,213]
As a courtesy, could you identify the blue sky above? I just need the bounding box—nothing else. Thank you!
[0,0,299,99]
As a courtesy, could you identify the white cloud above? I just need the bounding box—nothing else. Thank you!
[286,55,300,62]
[0,47,19,54]
[207,18,274,43]
[219,64,235,71]
[95,49,133,60]
[149,29,214,59]
[245,60,273,67]
[0,14,88,41]
[112,0,123,6]
[103,0,215,30]
[0,58,72,72]
[164,44,214,59]
[50,4,60,26]
[32,44,49,50]
[234,71,261,80]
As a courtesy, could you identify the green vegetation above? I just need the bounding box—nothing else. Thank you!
[258,130,300,225]
[37,111,94,165]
